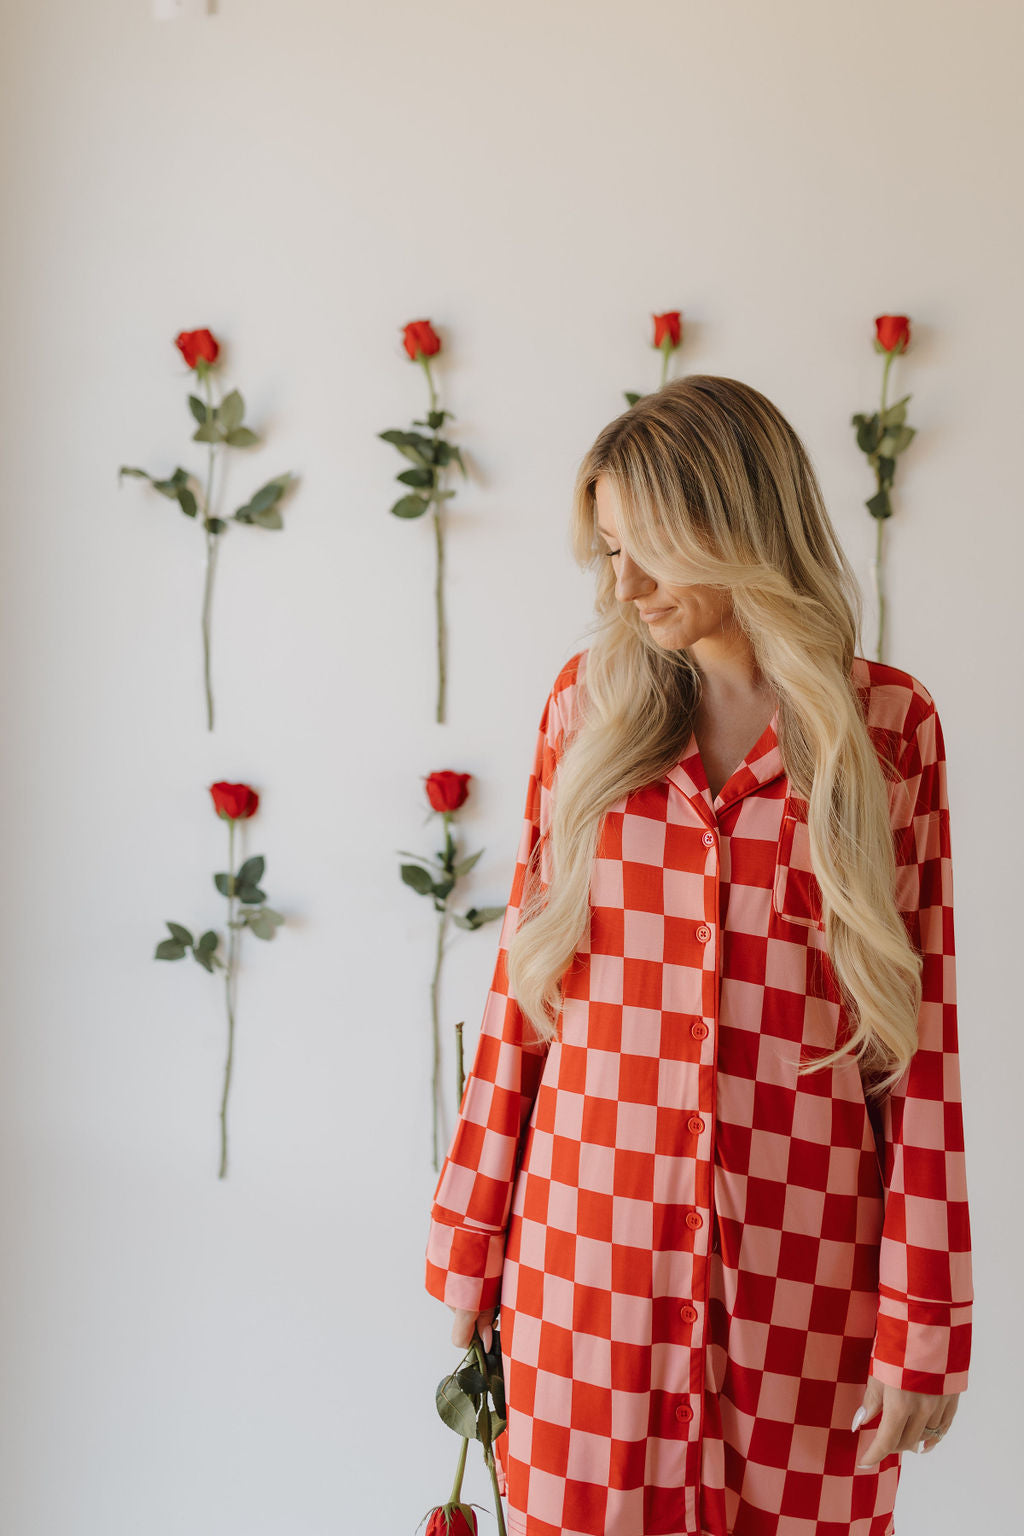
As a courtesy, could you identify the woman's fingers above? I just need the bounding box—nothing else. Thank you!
[448,1305,495,1351]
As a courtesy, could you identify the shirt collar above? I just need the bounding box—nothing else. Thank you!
[665,706,785,818]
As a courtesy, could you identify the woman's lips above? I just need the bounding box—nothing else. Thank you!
[639,608,673,622]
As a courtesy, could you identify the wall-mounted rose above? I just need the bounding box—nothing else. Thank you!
[154,780,285,1178]
[398,771,504,1170]
[624,310,683,405]
[379,320,468,724]
[119,329,296,731]
[851,314,917,661]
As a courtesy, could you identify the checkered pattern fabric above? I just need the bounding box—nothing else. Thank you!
[425,650,972,1536]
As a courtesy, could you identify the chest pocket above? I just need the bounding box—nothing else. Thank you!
[772,795,824,928]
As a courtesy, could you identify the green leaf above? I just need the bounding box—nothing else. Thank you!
[196,929,218,954]
[854,414,881,454]
[878,393,911,427]
[390,493,430,519]
[401,863,435,894]
[866,487,892,520]
[453,849,484,878]
[432,875,455,900]
[206,517,227,534]
[249,505,283,529]
[435,1375,480,1439]
[224,427,259,448]
[624,391,643,406]
[237,855,265,887]
[155,939,187,960]
[244,477,289,514]
[455,1366,487,1394]
[192,948,217,973]
[189,395,209,424]
[214,872,235,897]
[259,908,285,926]
[166,921,194,946]
[877,425,915,457]
[475,906,506,924]
[216,390,245,433]
[118,465,151,482]
[236,885,266,905]
[176,486,198,519]
[378,428,432,465]
[192,423,222,444]
[396,467,435,488]
[246,910,277,940]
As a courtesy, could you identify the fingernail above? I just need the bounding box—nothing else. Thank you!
[851,1406,867,1431]
[857,1462,872,1470]
[483,1328,493,1350]
[917,1439,925,1453]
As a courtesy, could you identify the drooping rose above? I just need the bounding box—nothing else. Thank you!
[425,771,471,813]
[175,329,221,370]
[652,311,682,349]
[874,315,911,354]
[403,319,442,361]
[425,1505,477,1536]
[209,781,260,820]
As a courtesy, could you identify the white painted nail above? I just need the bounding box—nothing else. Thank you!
[851,1406,867,1431]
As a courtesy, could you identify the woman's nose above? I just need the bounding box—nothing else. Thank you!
[615,552,656,603]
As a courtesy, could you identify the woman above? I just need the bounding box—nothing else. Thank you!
[424,376,972,1536]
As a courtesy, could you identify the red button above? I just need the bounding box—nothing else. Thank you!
[696,924,711,941]
[685,1211,703,1229]
[691,1021,708,1039]
[680,1304,698,1323]
[675,1402,693,1423]
[702,830,715,846]
[688,1116,705,1134]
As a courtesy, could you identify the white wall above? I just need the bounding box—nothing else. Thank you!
[0,1,1016,1531]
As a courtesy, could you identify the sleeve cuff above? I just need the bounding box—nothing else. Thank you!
[424,1216,506,1314]
[869,1293,972,1394]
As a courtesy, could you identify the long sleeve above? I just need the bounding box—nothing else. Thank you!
[423,674,567,1315]
[867,699,973,1395]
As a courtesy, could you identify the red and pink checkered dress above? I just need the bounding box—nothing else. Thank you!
[425,650,972,1536]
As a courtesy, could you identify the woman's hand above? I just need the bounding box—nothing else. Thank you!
[853,1376,961,1465]
[449,1304,496,1352]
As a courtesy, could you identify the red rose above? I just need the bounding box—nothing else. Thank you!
[874,315,911,354]
[209,781,260,820]
[652,311,682,349]
[426,1506,477,1536]
[175,329,221,370]
[403,319,442,361]
[425,771,471,813]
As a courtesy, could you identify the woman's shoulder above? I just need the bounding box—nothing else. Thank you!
[851,655,942,769]
[548,647,588,713]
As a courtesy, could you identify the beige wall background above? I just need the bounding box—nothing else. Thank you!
[0,1,1017,1531]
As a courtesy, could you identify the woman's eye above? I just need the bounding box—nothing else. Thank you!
[603,548,621,559]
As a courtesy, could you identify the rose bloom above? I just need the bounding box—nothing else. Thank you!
[403,319,442,360]
[175,328,220,369]
[425,771,471,813]
[652,310,682,349]
[426,1507,477,1536]
[209,781,260,820]
[874,314,911,353]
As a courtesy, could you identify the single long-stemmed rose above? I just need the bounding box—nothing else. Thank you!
[851,314,917,661]
[624,310,684,406]
[119,328,295,731]
[398,770,504,1170]
[379,320,467,723]
[154,780,285,1178]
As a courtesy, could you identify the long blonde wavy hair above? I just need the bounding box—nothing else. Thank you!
[505,374,922,1101]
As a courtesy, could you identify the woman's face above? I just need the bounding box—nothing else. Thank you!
[593,474,733,651]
